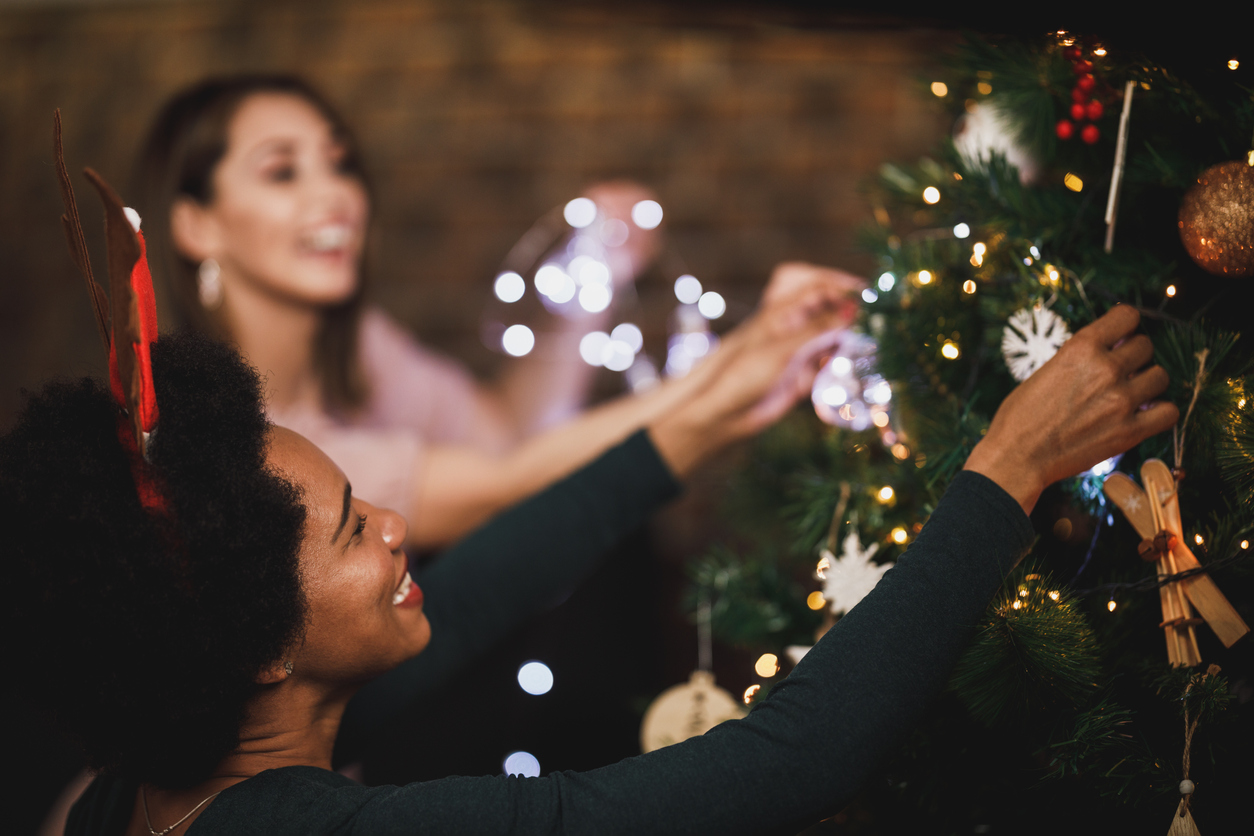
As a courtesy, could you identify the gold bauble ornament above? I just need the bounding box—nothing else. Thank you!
[1177,160,1254,277]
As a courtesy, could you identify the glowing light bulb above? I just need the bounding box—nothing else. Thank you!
[917,270,933,285]
[578,283,611,313]
[807,591,826,610]
[891,527,908,544]
[1166,285,1177,297]
[1049,590,1060,601]
[1064,173,1084,192]
[517,661,553,695]
[502,324,535,357]
[743,684,761,704]
[1194,534,1204,546]
[1238,398,1246,409]
[941,341,960,359]
[1013,599,1022,610]
[674,274,703,304]
[754,654,780,678]
[1229,59,1240,71]
[862,288,879,303]
[922,186,941,205]
[610,323,644,354]
[631,199,664,230]
[831,356,853,376]
[891,443,910,460]
[872,410,890,428]
[877,272,896,292]
[697,291,726,319]
[1108,599,1117,612]
[1047,268,1060,284]
[973,242,986,256]
[579,331,610,366]
[963,280,977,294]
[878,486,895,502]
[977,81,992,95]
[494,271,526,303]
[953,223,970,239]
[563,197,597,228]
[930,81,948,97]
[1093,47,1107,57]
[503,751,541,777]
[1241,540,1249,550]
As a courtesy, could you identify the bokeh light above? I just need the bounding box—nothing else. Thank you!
[674,275,703,304]
[502,324,535,357]
[697,291,726,319]
[517,661,554,695]
[503,751,541,777]
[563,197,597,228]
[631,199,664,229]
[494,271,526,303]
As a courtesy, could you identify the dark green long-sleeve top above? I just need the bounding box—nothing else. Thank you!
[68,430,1034,835]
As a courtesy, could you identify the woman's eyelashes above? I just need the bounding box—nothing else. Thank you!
[352,513,367,540]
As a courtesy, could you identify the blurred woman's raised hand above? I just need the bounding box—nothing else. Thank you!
[649,262,864,476]
[964,305,1179,513]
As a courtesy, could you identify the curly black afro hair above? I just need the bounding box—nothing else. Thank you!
[0,331,307,789]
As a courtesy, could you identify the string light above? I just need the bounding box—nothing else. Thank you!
[917,270,933,285]
[1108,598,1118,612]
[862,288,880,303]
[1049,590,1061,601]
[891,443,910,460]
[931,81,948,97]
[503,751,542,777]
[977,82,993,95]
[494,271,526,303]
[891,527,908,544]
[517,661,554,695]
[973,242,987,256]
[631,199,664,230]
[563,198,597,228]
[807,591,826,610]
[872,411,890,428]
[877,272,896,292]
[743,684,761,704]
[922,187,941,204]
[1229,59,1240,71]
[1093,46,1107,57]
[1166,285,1177,297]
[953,223,971,238]
[502,324,536,357]
[674,274,703,304]
[697,291,726,319]
[941,340,960,359]
[815,555,830,579]
[1012,599,1022,610]
[1064,173,1084,192]
[1195,534,1205,546]
[962,280,977,294]
[878,486,895,502]
[754,654,780,677]
[1242,540,1250,550]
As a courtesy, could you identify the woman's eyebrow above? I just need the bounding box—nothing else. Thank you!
[331,482,352,544]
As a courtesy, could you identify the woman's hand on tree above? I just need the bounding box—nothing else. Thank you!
[963,305,1179,514]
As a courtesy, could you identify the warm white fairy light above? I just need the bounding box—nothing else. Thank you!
[563,197,597,228]
[502,324,535,357]
[931,81,948,97]
[1049,590,1060,601]
[1229,59,1240,71]
[494,271,526,303]
[1166,285,1177,297]
[917,270,933,285]
[815,555,830,579]
[1195,534,1204,546]
[941,340,960,359]
[963,280,977,294]
[953,223,971,238]
[754,654,780,677]
[1064,173,1084,192]
[891,443,910,460]
[872,411,890,428]
[1242,540,1250,550]
[1030,246,1041,259]
[922,186,941,204]
[631,199,664,230]
[878,486,895,502]
[807,591,826,610]
[891,527,908,544]
[743,684,761,704]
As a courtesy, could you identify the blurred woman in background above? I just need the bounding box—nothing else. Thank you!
[136,75,862,549]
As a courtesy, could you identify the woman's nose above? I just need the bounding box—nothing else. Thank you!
[379,506,408,550]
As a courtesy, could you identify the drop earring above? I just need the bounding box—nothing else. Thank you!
[284,661,293,676]
[198,258,223,309]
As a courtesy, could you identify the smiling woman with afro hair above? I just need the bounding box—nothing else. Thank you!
[2,331,307,789]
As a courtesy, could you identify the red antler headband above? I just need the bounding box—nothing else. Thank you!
[54,110,165,513]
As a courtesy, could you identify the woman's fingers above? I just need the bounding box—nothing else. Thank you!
[1131,399,1182,438]
[1124,363,1171,405]
[1085,303,1142,348]
[1111,333,1155,375]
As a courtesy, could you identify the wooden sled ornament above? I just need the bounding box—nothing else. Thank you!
[1103,461,1249,666]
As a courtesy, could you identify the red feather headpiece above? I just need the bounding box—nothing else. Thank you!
[54,110,165,513]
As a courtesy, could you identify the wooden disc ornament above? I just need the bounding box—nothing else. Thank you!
[1177,161,1254,277]
[639,670,745,753]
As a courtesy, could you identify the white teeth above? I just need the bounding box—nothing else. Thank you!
[392,572,412,606]
[306,225,351,252]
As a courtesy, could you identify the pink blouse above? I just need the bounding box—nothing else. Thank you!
[267,308,503,517]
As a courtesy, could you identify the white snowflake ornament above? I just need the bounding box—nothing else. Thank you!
[1002,305,1071,381]
[821,528,891,616]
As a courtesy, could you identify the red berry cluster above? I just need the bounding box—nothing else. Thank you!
[1056,44,1105,145]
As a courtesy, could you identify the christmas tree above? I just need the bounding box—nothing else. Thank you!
[688,31,1253,833]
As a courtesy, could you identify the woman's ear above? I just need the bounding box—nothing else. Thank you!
[255,658,293,686]
[170,197,220,263]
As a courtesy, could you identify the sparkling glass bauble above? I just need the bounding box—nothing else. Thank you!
[1177,161,1254,277]
[811,334,891,431]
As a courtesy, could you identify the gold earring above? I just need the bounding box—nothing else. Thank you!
[198,258,223,309]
